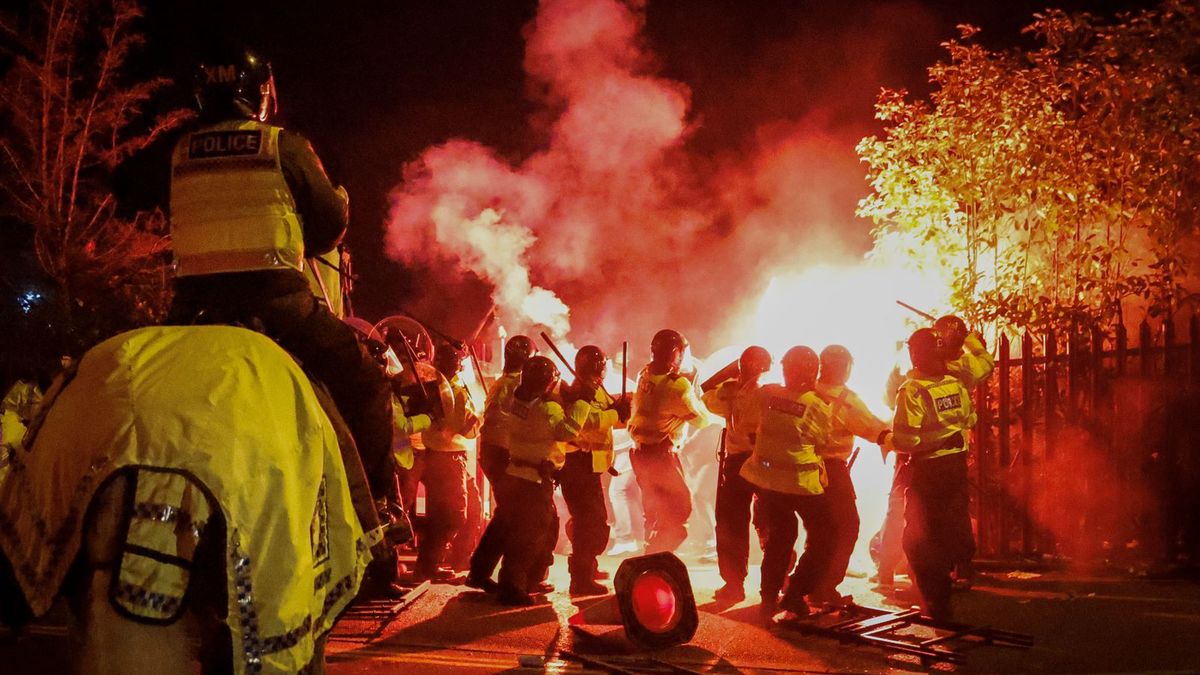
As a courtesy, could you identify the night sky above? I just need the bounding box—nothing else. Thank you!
[133,0,1152,327]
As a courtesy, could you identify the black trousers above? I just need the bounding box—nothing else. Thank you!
[448,471,483,571]
[496,475,558,593]
[755,487,835,612]
[630,441,692,554]
[470,444,511,580]
[715,452,755,587]
[405,451,469,576]
[170,271,395,500]
[903,451,974,620]
[560,452,611,582]
[877,459,912,578]
[818,458,859,596]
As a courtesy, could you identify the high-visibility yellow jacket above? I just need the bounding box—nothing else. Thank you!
[815,382,889,461]
[306,249,344,318]
[0,326,370,675]
[420,375,479,453]
[392,394,433,471]
[892,369,977,460]
[1,380,41,449]
[170,120,307,276]
[740,384,831,496]
[563,383,622,473]
[628,366,709,446]
[948,332,995,388]
[480,372,520,449]
[701,379,761,455]
[505,396,588,484]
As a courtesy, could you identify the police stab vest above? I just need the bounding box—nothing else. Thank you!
[893,373,977,460]
[629,368,696,446]
[740,384,830,496]
[170,120,305,276]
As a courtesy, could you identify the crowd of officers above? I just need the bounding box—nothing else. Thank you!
[381,318,994,622]
[146,46,997,626]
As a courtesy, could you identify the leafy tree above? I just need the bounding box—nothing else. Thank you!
[0,0,188,348]
[858,1,1200,333]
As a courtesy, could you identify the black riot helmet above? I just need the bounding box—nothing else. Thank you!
[517,355,560,400]
[738,346,772,383]
[433,343,467,379]
[909,328,948,376]
[575,345,608,382]
[650,329,688,370]
[194,47,277,122]
[934,315,969,355]
[819,344,853,386]
[781,346,820,391]
[503,335,537,373]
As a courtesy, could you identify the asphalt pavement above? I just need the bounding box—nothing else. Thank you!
[4,552,1199,673]
[322,553,1200,674]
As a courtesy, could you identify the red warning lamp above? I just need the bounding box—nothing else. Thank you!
[629,570,680,633]
[613,552,698,649]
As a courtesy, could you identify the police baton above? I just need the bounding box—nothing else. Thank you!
[896,300,936,322]
[621,341,628,399]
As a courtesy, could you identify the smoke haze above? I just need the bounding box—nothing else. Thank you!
[385,0,940,357]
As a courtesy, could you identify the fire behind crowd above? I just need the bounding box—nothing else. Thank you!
[1,0,1199,673]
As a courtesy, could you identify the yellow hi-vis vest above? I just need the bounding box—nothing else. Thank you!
[892,370,977,460]
[480,372,520,449]
[420,375,480,453]
[740,384,831,496]
[567,386,621,473]
[170,120,305,277]
[628,367,708,446]
[505,396,586,484]
[0,326,370,675]
[701,379,761,455]
[815,382,889,461]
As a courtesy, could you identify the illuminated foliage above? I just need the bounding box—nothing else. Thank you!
[858,1,1200,332]
[0,0,189,343]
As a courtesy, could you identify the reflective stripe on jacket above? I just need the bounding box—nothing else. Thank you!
[170,120,305,276]
[892,370,977,460]
[740,384,830,496]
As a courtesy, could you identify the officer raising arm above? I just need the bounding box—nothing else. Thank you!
[740,347,836,623]
[812,345,891,605]
[935,315,995,388]
[628,329,711,554]
[701,346,771,604]
[892,328,978,621]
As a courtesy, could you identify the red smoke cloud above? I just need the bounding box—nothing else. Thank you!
[386,0,938,356]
